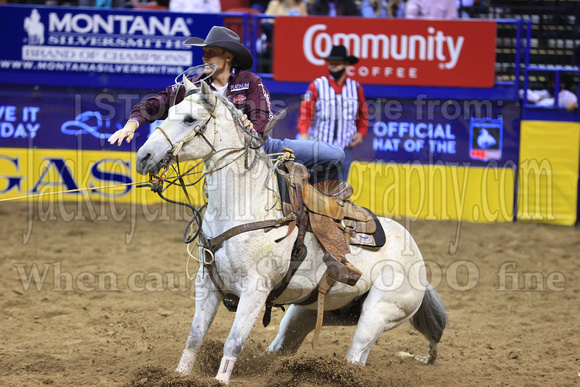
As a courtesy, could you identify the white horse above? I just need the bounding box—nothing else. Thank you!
[135,79,447,384]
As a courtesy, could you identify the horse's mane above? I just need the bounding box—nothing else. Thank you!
[201,90,271,172]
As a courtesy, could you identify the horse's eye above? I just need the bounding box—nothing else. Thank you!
[184,115,195,124]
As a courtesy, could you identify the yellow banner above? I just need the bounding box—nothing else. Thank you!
[0,148,205,206]
[518,120,580,225]
[2,147,518,223]
[349,161,515,222]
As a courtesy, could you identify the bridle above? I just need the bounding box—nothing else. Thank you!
[156,97,217,159]
[140,89,267,248]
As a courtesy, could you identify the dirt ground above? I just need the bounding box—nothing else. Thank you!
[0,201,579,386]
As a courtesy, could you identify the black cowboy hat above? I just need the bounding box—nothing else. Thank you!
[322,45,359,65]
[184,26,254,70]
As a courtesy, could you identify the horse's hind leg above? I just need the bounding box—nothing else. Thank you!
[266,305,317,355]
[399,283,447,364]
[346,285,420,365]
[175,271,222,375]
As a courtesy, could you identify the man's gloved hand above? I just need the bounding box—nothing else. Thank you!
[240,114,254,131]
[108,121,139,146]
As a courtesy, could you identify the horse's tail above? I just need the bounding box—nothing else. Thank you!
[408,283,447,364]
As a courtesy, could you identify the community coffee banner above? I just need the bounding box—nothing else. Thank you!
[273,17,496,88]
[0,5,222,88]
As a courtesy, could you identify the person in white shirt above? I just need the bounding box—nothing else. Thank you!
[405,0,457,18]
[169,0,221,13]
[520,73,578,109]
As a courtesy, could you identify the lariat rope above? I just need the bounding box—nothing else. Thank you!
[0,181,146,203]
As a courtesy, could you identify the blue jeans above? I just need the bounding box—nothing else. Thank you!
[341,147,353,182]
[263,138,344,183]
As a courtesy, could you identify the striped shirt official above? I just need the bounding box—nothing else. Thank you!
[310,76,360,149]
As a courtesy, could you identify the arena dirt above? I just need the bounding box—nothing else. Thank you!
[0,202,578,386]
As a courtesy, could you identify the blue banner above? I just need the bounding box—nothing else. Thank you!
[267,95,520,166]
[0,5,223,89]
[361,98,520,166]
[0,86,152,151]
[0,85,521,166]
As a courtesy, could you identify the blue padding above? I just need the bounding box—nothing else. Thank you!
[522,106,580,122]
[261,77,519,101]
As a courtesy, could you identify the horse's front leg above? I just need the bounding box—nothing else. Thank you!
[175,268,223,375]
[215,290,269,384]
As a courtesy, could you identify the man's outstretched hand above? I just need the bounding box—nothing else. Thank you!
[108,121,139,146]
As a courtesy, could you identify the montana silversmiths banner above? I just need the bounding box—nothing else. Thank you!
[273,17,496,87]
[0,5,223,88]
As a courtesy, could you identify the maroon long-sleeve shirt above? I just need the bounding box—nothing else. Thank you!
[128,68,273,135]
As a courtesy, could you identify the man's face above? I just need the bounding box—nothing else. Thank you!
[202,47,233,74]
[328,60,348,74]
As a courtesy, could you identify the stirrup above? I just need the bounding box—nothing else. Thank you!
[322,252,361,286]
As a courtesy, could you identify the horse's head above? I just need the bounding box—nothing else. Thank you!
[136,79,248,176]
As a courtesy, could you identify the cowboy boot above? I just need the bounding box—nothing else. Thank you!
[322,251,362,286]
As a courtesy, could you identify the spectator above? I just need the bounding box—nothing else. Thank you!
[297,45,368,181]
[405,0,457,18]
[264,0,307,16]
[250,0,271,13]
[309,0,360,16]
[169,0,221,13]
[456,0,474,18]
[387,0,405,17]
[520,73,578,109]
[361,0,388,17]
[259,0,307,72]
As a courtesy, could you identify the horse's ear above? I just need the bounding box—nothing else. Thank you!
[183,76,197,93]
[199,81,216,106]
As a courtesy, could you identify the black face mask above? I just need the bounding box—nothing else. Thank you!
[329,68,346,80]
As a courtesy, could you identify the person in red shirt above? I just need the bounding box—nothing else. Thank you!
[109,26,344,182]
[297,45,369,181]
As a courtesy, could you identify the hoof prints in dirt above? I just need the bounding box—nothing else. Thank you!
[129,357,378,387]
[130,365,222,387]
[128,339,378,387]
[273,356,379,387]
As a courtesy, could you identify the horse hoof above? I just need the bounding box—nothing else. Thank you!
[175,349,197,375]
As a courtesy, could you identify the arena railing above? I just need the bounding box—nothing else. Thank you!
[520,18,580,121]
